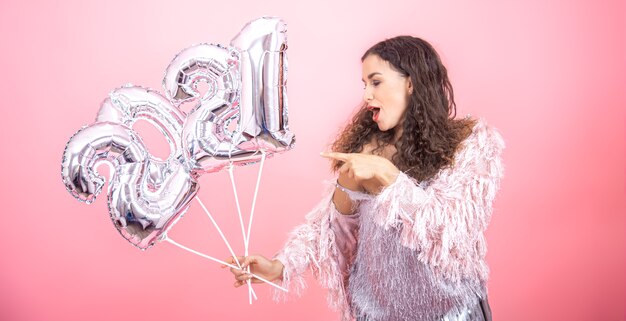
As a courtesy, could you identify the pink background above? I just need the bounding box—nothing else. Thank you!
[0,0,624,320]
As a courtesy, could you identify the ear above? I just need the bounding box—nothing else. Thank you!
[406,77,413,95]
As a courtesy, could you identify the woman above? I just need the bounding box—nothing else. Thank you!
[224,36,504,321]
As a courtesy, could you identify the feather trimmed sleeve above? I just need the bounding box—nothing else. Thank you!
[372,120,505,284]
[271,183,355,319]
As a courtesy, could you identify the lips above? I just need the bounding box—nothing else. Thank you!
[367,106,381,122]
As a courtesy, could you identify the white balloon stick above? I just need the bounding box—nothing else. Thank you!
[244,151,266,303]
[195,196,258,300]
[164,237,287,292]
[227,165,255,304]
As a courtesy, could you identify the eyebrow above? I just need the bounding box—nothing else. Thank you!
[361,72,382,82]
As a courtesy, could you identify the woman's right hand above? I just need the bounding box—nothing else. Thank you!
[222,255,284,288]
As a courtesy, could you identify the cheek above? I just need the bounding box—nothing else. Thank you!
[392,93,409,115]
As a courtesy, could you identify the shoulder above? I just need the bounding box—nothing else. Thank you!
[433,117,505,180]
[459,118,505,158]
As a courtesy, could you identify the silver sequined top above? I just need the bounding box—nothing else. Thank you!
[335,185,487,321]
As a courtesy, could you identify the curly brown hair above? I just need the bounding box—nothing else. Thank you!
[331,36,476,182]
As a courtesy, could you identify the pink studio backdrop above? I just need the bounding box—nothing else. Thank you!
[0,0,624,320]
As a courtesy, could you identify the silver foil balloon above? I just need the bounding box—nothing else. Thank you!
[164,43,243,173]
[163,43,241,109]
[61,86,199,249]
[164,18,295,175]
[231,17,294,150]
[97,85,187,157]
[61,16,295,249]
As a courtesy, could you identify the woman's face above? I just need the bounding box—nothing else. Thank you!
[361,54,412,132]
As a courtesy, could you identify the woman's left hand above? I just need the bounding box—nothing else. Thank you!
[321,152,400,194]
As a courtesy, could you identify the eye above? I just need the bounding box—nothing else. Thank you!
[363,80,381,89]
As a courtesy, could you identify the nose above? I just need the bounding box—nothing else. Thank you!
[363,86,374,103]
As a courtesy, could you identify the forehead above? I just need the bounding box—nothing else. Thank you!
[361,54,396,78]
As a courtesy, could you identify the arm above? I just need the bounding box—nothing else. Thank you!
[333,171,362,215]
[329,172,362,285]
[270,183,355,315]
[372,122,505,283]
[224,175,361,316]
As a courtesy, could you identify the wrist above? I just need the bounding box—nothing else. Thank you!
[377,167,400,188]
[271,259,284,281]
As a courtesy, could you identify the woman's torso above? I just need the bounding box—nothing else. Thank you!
[345,141,486,321]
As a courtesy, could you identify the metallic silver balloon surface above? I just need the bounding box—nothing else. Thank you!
[62,86,199,249]
[61,16,294,249]
[165,17,295,175]
[164,43,243,173]
[163,43,240,109]
[231,17,294,149]
[97,85,187,158]
[230,17,294,147]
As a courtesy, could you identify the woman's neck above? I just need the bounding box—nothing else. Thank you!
[391,118,405,144]
[364,139,397,161]
[393,127,403,144]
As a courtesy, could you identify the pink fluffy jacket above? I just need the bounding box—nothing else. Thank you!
[272,119,505,320]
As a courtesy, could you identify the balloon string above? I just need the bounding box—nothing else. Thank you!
[227,165,256,304]
[243,151,266,304]
[228,165,248,246]
[195,196,258,300]
[246,151,266,255]
[195,197,242,268]
[223,99,265,303]
[163,237,287,292]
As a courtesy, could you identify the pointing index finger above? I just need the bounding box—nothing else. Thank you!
[320,152,351,161]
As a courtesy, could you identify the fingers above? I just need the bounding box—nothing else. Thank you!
[223,256,250,282]
[224,255,267,288]
[241,256,258,270]
[233,270,251,281]
[339,163,358,182]
[338,162,351,175]
[221,256,246,268]
[320,151,351,161]
[223,255,253,287]
[233,272,255,288]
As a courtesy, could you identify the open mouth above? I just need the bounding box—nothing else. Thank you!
[367,106,381,121]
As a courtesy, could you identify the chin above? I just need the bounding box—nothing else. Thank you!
[376,122,392,132]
